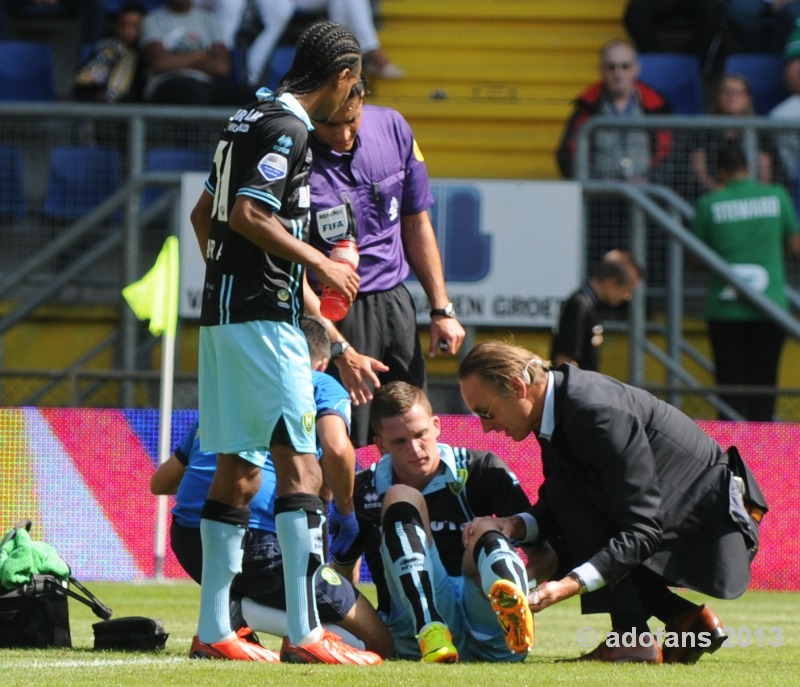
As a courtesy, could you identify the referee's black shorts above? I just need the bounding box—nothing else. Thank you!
[328,283,426,447]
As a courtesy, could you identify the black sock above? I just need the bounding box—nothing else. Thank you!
[633,567,699,622]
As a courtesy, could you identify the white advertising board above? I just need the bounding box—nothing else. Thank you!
[179,175,582,327]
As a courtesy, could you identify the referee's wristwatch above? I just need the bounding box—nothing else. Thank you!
[331,341,351,359]
[430,302,456,319]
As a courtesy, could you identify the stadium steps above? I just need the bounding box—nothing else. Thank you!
[369,0,627,179]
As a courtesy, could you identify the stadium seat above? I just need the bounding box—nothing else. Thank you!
[230,45,247,85]
[104,0,164,12]
[266,46,296,91]
[146,147,213,175]
[0,145,25,221]
[638,53,705,115]
[77,41,94,68]
[142,147,213,215]
[0,40,56,102]
[42,146,122,221]
[723,53,789,115]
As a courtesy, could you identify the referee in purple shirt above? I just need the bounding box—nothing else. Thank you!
[304,76,465,447]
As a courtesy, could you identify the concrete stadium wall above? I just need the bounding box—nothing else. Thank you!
[1,408,796,591]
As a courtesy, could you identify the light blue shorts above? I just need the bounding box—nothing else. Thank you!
[198,321,316,463]
[379,539,526,662]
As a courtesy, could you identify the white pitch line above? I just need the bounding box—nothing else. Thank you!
[0,657,186,669]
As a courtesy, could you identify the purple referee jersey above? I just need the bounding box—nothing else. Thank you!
[308,104,435,293]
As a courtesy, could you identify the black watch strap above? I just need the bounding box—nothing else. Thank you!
[430,302,456,318]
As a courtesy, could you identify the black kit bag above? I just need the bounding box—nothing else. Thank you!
[0,521,113,648]
[93,616,169,651]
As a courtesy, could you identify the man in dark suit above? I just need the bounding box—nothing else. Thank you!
[458,340,762,665]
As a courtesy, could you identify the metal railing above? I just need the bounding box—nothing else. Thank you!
[1,105,799,417]
[575,115,800,418]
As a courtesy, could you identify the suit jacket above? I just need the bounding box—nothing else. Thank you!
[530,366,753,612]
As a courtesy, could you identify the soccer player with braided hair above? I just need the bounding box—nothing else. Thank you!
[190,20,379,664]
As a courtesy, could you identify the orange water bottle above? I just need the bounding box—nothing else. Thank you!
[320,235,359,321]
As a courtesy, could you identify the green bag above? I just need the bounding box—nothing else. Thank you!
[0,520,112,648]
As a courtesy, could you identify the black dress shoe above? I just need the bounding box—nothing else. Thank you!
[663,605,726,664]
[574,639,663,664]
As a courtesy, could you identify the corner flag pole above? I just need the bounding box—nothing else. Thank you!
[153,326,175,580]
[122,235,180,580]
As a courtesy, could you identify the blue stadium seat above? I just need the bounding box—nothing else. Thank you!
[104,0,165,12]
[0,145,25,220]
[77,41,94,68]
[638,53,705,115]
[146,147,213,175]
[142,147,213,215]
[0,40,56,102]
[230,45,247,85]
[266,46,296,90]
[723,53,789,115]
[42,146,122,221]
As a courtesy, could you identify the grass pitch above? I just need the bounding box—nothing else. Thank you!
[1,581,798,686]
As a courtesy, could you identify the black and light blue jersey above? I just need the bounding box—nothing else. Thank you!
[199,92,313,326]
[335,445,532,615]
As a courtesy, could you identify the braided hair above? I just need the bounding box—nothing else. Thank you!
[278,20,361,95]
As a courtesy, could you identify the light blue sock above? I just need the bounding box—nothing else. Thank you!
[275,508,324,644]
[198,518,245,644]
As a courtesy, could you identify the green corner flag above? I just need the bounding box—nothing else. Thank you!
[122,236,180,337]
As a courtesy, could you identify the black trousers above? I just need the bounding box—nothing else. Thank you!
[327,284,425,448]
[147,75,255,107]
[708,319,786,421]
[623,0,725,60]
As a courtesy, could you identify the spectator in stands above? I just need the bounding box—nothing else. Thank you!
[140,0,255,105]
[623,0,725,64]
[725,0,800,54]
[556,39,672,180]
[74,2,147,103]
[691,143,800,421]
[0,0,106,44]
[555,39,673,271]
[243,0,403,87]
[687,74,782,202]
[192,0,246,49]
[550,249,643,372]
[769,18,800,182]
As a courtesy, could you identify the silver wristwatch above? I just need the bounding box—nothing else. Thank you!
[429,302,456,318]
[331,341,351,359]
